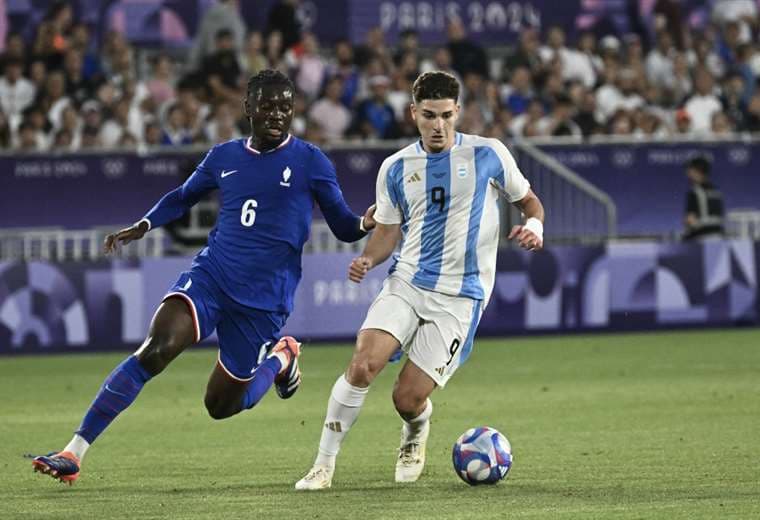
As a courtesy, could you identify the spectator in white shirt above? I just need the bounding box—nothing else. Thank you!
[540,26,596,88]
[0,57,36,127]
[666,53,693,105]
[293,32,327,102]
[646,31,675,89]
[386,73,412,121]
[595,65,624,121]
[60,105,82,149]
[573,32,601,88]
[684,67,723,134]
[712,0,758,44]
[39,70,70,130]
[308,76,352,142]
[100,98,127,147]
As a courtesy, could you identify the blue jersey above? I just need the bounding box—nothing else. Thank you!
[142,135,365,312]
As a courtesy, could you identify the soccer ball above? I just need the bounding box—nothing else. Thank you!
[452,426,512,485]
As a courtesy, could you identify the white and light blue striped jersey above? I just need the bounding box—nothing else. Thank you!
[374,132,530,304]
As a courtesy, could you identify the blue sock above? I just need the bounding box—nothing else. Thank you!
[241,357,282,410]
[75,356,152,444]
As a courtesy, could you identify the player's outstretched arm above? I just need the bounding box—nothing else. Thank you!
[103,220,150,254]
[318,199,375,243]
[348,223,401,283]
[508,189,545,251]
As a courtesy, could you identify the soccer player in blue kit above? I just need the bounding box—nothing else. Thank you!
[32,70,376,484]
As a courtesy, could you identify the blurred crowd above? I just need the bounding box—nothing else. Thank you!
[2,0,760,152]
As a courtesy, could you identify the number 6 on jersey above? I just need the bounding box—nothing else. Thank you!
[241,199,258,227]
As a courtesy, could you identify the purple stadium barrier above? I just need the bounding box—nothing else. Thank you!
[1,241,757,354]
[3,142,760,235]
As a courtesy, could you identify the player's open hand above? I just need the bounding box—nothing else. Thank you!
[508,225,543,251]
[362,204,377,231]
[103,221,149,255]
[348,256,373,283]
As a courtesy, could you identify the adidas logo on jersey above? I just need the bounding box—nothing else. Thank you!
[406,172,422,184]
[325,421,342,432]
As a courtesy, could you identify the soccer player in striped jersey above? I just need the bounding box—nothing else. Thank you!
[296,71,545,489]
[32,70,376,484]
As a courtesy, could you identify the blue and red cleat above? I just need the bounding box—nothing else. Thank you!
[271,336,302,399]
[32,451,81,484]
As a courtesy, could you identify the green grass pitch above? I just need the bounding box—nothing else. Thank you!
[2,329,759,519]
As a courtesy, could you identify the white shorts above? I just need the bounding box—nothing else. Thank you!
[360,274,483,387]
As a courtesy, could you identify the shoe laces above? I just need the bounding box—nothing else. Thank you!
[398,442,421,465]
[306,467,330,481]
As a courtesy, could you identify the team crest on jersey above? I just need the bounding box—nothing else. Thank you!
[280,166,291,187]
[456,163,468,178]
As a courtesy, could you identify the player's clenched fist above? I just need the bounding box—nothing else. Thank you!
[348,256,373,283]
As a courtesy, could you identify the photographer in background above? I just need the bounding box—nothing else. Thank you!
[683,156,725,240]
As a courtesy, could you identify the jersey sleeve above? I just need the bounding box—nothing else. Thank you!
[374,157,403,225]
[309,148,366,242]
[490,139,530,202]
[142,147,219,229]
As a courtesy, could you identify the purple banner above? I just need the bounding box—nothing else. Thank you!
[3,142,760,234]
[0,152,202,228]
[539,142,760,236]
[1,241,757,354]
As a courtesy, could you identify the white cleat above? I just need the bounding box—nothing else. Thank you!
[395,421,429,483]
[295,465,334,490]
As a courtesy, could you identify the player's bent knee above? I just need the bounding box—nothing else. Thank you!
[135,335,186,376]
[346,355,384,387]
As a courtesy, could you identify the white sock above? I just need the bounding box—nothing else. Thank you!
[314,374,368,469]
[272,351,289,374]
[402,398,433,442]
[63,434,90,461]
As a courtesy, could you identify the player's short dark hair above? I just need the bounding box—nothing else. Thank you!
[412,71,459,104]
[247,69,294,98]
[686,156,711,176]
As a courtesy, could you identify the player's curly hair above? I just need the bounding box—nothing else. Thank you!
[247,69,295,97]
[412,71,460,104]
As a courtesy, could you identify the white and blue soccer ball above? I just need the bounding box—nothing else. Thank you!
[452,426,512,485]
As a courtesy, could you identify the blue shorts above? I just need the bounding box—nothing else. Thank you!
[164,267,288,381]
